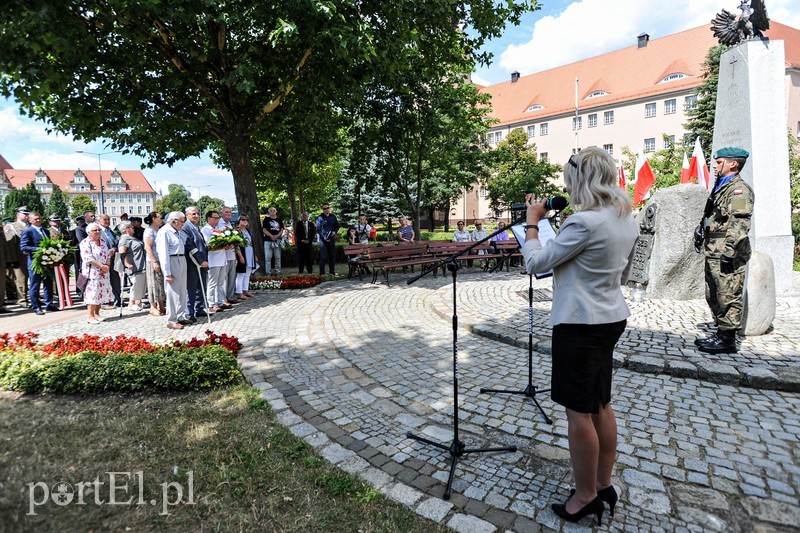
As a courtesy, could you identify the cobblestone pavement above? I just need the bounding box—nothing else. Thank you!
[27,270,800,532]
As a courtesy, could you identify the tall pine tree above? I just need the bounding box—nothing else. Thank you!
[684,44,727,161]
[46,185,71,227]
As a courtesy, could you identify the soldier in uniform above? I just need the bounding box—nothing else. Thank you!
[694,147,754,354]
[48,215,69,240]
[0,216,9,313]
[7,206,31,306]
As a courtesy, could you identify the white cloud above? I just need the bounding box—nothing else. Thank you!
[0,105,81,148]
[495,0,798,79]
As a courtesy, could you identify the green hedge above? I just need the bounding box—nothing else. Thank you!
[0,345,241,394]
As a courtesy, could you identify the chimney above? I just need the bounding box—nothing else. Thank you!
[637,33,649,48]
[511,71,520,83]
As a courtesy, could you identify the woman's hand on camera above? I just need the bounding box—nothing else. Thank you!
[525,194,547,224]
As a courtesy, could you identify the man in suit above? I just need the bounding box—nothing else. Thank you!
[183,206,209,319]
[295,211,316,274]
[19,212,55,315]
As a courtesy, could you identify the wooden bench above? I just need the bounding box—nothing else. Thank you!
[362,243,442,286]
[427,240,506,271]
[343,243,380,280]
[487,240,523,272]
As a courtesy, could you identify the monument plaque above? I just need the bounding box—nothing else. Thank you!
[627,204,657,286]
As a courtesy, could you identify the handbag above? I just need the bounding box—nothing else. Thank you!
[76,272,89,292]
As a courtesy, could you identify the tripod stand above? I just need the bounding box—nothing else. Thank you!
[406,230,520,500]
[480,271,552,424]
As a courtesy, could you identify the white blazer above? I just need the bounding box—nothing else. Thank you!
[522,205,638,326]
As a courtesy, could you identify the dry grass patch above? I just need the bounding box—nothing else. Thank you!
[0,386,448,532]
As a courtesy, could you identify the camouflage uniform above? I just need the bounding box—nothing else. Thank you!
[5,221,29,304]
[702,173,754,331]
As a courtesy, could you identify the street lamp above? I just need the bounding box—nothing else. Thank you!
[76,150,122,214]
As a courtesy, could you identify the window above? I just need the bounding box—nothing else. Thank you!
[588,114,597,128]
[539,152,548,161]
[137,206,143,214]
[136,194,142,203]
[540,123,549,136]
[604,111,614,125]
[527,125,535,138]
[660,73,687,83]
[664,135,675,149]
[644,138,656,152]
[684,95,697,111]
[111,206,116,215]
[129,206,134,215]
[572,147,581,155]
[92,195,98,203]
[645,103,656,118]
[479,187,488,197]
[603,144,614,155]
[664,99,677,115]
[572,116,582,130]
[487,131,504,144]
[128,194,133,203]
[109,195,115,203]
[525,104,544,112]
[586,90,608,98]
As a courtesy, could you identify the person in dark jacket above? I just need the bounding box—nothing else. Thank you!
[295,212,317,274]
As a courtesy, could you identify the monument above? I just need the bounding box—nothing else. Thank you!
[710,2,793,293]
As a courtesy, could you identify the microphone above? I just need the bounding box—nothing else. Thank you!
[510,196,568,211]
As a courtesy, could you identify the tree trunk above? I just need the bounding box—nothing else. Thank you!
[223,133,266,273]
[287,182,298,226]
[444,200,451,233]
[413,151,423,242]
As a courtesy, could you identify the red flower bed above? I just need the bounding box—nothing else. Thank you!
[3,331,242,358]
[249,274,324,290]
[174,330,243,357]
[42,334,158,357]
[0,332,39,350]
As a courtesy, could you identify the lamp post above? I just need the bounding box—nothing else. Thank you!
[76,150,121,214]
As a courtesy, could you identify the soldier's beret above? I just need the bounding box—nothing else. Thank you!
[48,215,61,222]
[714,147,749,159]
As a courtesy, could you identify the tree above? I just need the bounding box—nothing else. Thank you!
[155,184,193,214]
[71,194,97,215]
[196,195,226,218]
[46,185,71,227]
[484,129,562,213]
[684,44,727,162]
[3,182,45,219]
[1,0,537,266]
[620,136,685,196]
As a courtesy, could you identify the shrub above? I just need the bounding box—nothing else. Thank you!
[0,345,241,394]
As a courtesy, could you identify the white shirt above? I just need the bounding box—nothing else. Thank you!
[202,224,228,268]
[155,224,185,276]
[453,229,470,242]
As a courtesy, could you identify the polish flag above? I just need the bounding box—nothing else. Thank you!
[634,151,656,206]
[680,151,691,184]
[618,162,626,189]
[688,137,711,190]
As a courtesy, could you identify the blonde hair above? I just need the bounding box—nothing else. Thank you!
[564,147,632,216]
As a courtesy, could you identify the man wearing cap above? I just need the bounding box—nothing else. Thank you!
[7,206,30,306]
[694,147,754,354]
[48,215,69,240]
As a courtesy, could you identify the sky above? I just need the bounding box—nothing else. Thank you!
[2,0,798,206]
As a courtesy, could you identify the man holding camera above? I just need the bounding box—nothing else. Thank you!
[693,147,754,354]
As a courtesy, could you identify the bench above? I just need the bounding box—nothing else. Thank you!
[362,243,442,286]
[487,240,523,272]
[344,243,380,280]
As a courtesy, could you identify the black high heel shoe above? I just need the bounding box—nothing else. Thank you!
[571,485,618,517]
[551,496,605,525]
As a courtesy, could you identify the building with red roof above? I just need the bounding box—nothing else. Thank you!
[450,21,800,224]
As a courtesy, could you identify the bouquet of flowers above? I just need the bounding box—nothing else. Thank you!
[31,237,75,278]
[207,227,246,250]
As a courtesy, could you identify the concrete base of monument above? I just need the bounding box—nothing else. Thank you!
[742,250,776,336]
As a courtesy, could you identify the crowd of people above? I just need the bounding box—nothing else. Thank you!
[1,205,258,330]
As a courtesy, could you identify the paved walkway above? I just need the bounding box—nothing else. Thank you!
[13,270,800,532]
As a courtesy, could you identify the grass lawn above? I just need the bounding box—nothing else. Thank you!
[0,385,448,532]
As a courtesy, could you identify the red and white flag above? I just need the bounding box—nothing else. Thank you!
[688,137,711,190]
[680,151,691,184]
[634,151,655,206]
[618,162,626,189]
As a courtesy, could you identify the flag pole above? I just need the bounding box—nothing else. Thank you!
[574,77,579,153]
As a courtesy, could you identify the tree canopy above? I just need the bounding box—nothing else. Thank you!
[71,194,97,216]
[684,44,727,161]
[1,0,537,259]
[46,186,71,227]
[2,183,45,220]
[155,184,194,214]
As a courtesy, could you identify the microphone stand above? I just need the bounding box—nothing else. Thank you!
[404,220,524,500]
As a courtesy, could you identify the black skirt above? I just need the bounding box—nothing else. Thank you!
[550,320,627,414]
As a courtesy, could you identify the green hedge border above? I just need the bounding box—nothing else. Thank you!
[0,345,241,393]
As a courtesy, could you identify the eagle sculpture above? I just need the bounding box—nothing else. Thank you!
[711,0,770,45]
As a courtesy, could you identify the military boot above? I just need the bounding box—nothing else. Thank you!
[696,329,737,354]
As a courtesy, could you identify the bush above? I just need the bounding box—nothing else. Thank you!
[0,345,241,394]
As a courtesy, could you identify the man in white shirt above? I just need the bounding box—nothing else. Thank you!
[201,210,229,313]
[156,211,191,329]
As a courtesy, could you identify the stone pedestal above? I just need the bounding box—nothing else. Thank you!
[712,39,793,294]
[636,184,708,300]
[742,251,776,336]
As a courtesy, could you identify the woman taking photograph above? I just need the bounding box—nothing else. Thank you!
[116,220,147,311]
[79,222,113,324]
[521,147,637,525]
[143,211,166,316]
